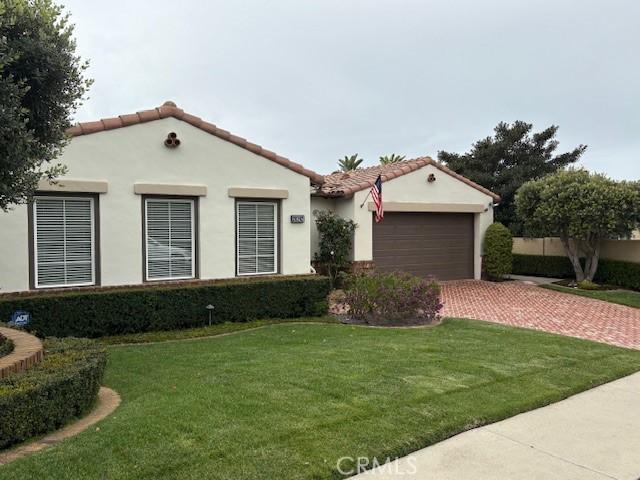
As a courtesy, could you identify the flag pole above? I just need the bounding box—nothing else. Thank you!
[359,188,372,209]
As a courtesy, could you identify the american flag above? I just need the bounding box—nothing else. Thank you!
[371,175,383,223]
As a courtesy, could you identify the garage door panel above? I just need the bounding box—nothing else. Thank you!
[372,212,474,280]
[373,245,472,259]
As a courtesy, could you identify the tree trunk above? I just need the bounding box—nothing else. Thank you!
[560,236,585,282]
[584,237,601,282]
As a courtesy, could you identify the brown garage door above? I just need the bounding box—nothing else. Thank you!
[372,212,474,280]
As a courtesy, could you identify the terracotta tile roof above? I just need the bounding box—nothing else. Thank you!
[315,156,500,201]
[66,101,325,185]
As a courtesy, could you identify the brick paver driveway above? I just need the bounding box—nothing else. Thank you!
[442,280,640,349]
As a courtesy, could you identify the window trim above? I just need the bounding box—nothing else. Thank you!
[142,196,198,282]
[30,194,99,290]
[235,200,279,277]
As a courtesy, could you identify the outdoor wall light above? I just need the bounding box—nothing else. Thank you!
[206,304,215,326]
[164,132,181,148]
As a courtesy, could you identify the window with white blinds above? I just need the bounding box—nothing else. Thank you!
[33,196,95,288]
[237,201,278,275]
[145,198,195,281]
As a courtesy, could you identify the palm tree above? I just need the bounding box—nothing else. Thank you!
[338,154,364,172]
[379,154,406,165]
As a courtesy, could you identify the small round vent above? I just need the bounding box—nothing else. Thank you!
[164,132,181,148]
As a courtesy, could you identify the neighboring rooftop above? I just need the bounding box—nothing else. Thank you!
[316,157,500,200]
[66,101,324,185]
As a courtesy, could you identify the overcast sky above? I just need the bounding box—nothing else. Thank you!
[61,0,639,178]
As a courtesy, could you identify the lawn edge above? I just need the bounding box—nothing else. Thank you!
[540,283,640,309]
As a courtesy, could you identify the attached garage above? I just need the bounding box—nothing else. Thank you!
[372,212,474,280]
[311,157,501,280]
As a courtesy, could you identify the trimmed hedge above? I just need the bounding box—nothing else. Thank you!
[595,259,640,291]
[0,333,13,358]
[483,223,513,280]
[512,254,640,291]
[512,254,575,278]
[0,337,106,449]
[0,276,331,338]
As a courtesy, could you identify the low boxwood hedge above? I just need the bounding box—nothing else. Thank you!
[0,333,13,358]
[0,275,331,338]
[512,254,640,291]
[0,337,107,449]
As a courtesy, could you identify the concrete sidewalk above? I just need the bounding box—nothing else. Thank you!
[352,372,640,479]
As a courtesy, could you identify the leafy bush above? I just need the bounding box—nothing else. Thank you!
[0,337,106,449]
[512,254,640,291]
[344,271,442,325]
[0,333,13,358]
[0,276,331,338]
[483,223,513,280]
[577,280,600,290]
[314,211,357,287]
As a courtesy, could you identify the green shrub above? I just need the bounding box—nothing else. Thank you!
[577,280,599,290]
[512,254,640,291]
[0,334,13,358]
[594,259,640,291]
[512,254,575,278]
[483,223,513,280]
[344,271,442,325]
[0,337,107,449]
[313,211,357,287]
[0,276,331,338]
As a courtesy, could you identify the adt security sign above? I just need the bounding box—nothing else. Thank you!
[9,310,31,328]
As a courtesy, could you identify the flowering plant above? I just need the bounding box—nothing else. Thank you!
[344,271,442,325]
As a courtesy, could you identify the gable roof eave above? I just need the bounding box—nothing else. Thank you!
[316,156,500,202]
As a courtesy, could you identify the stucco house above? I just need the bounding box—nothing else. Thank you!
[0,102,498,294]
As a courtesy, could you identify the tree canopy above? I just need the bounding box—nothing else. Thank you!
[515,169,640,282]
[338,154,364,172]
[0,0,91,210]
[438,121,586,233]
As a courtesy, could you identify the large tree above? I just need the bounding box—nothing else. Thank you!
[438,121,586,233]
[515,169,640,282]
[0,0,91,210]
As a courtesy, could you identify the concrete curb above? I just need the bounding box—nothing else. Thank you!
[0,327,43,379]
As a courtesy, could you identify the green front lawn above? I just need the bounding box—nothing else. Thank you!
[2,319,640,479]
[542,284,640,308]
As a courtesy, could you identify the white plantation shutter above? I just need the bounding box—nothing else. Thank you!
[145,199,195,280]
[34,197,95,288]
[237,202,277,275]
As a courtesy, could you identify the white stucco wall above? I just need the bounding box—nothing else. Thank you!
[0,118,312,293]
[311,164,495,279]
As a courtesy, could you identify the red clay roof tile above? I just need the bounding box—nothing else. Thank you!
[315,157,500,201]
